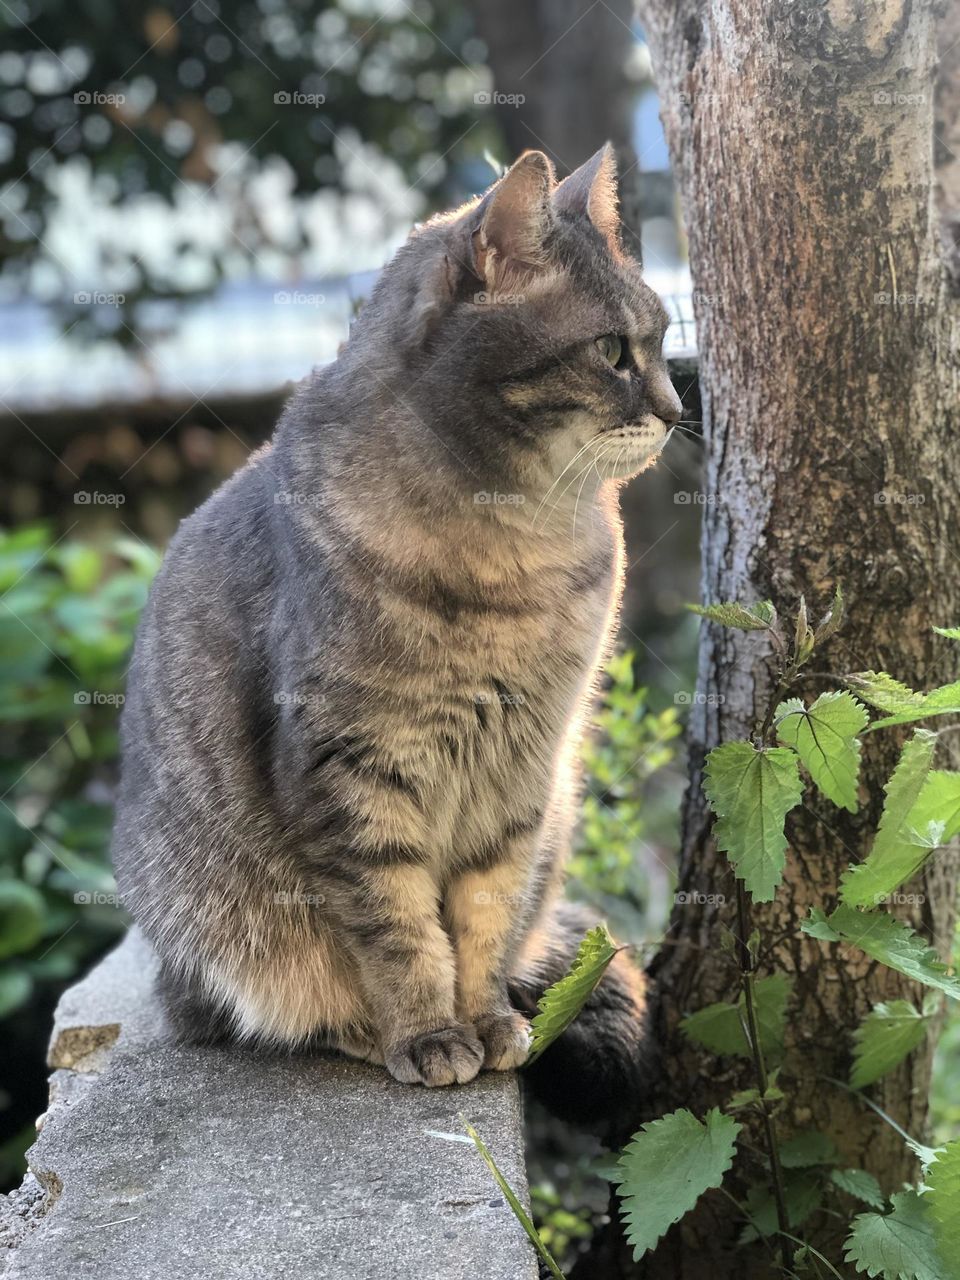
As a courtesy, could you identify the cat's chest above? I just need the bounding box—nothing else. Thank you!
[406,583,611,850]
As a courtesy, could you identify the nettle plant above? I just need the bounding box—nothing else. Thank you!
[465,592,960,1280]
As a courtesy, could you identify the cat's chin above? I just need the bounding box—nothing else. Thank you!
[597,416,671,479]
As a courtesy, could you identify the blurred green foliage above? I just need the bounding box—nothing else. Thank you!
[570,650,683,937]
[0,524,159,1021]
[529,1180,595,1262]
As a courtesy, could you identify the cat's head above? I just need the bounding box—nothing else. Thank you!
[345,145,681,500]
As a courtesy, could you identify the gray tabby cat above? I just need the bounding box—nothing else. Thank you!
[113,144,680,1092]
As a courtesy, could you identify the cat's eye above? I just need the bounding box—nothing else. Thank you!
[595,334,628,370]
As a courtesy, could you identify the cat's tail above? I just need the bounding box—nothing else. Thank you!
[508,901,657,1140]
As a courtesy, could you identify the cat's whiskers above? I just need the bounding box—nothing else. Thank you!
[571,438,622,545]
[537,439,611,531]
[532,437,603,530]
[571,455,602,547]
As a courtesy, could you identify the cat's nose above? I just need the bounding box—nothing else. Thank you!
[648,372,682,425]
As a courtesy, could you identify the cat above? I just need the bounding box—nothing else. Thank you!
[112,144,681,1099]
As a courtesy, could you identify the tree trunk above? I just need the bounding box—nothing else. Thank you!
[468,0,636,175]
[467,0,669,248]
[621,2,960,1275]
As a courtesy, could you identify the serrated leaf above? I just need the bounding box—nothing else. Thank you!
[740,1170,822,1242]
[703,742,803,902]
[844,1190,942,1280]
[933,626,960,642]
[846,672,926,716]
[831,1168,886,1209]
[590,1156,625,1183]
[802,906,842,941]
[780,1131,840,1168]
[776,690,868,811]
[615,1108,740,1261]
[527,924,618,1064]
[850,1000,932,1088]
[841,733,938,909]
[869,682,960,730]
[847,670,960,732]
[688,600,777,631]
[925,1140,960,1280]
[802,904,960,1000]
[681,974,792,1059]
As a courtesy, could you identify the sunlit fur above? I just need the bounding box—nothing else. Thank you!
[113,147,680,1090]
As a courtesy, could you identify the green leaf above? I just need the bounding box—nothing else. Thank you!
[780,1131,840,1168]
[846,672,926,716]
[463,1122,566,1280]
[0,968,33,1019]
[925,1141,960,1280]
[776,690,868,811]
[794,595,815,662]
[846,670,960,732]
[590,1156,625,1183]
[830,1168,886,1209]
[815,583,845,644]
[616,1108,740,1261]
[526,925,618,1064]
[870,682,960,730]
[687,600,777,631]
[844,1190,942,1280]
[801,904,960,1000]
[907,771,960,845]
[0,881,46,960]
[680,974,792,1059]
[933,626,960,642]
[728,1077,784,1110]
[850,1000,933,1088]
[703,742,803,902]
[740,1169,822,1242]
[841,733,938,909]
[802,906,842,941]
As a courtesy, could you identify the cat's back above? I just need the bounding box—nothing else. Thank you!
[120,442,289,750]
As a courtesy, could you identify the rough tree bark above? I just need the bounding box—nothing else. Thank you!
[611,2,960,1276]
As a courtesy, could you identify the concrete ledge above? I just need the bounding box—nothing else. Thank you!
[1,930,537,1280]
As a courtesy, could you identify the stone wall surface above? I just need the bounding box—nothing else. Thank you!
[0,930,537,1280]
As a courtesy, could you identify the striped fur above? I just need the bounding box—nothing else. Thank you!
[113,146,680,1088]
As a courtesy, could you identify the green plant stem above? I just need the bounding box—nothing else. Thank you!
[779,1232,847,1280]
[736,880,793,1271]
[757,662,800,741]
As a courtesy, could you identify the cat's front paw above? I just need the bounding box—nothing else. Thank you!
[475,1011,532,1071]
[386,1024,484,1087]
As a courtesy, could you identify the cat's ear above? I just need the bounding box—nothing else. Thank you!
[552,143,620,253]
[471,150,556,292]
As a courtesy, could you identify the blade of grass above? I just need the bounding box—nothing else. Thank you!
[463,1119,566,1280]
